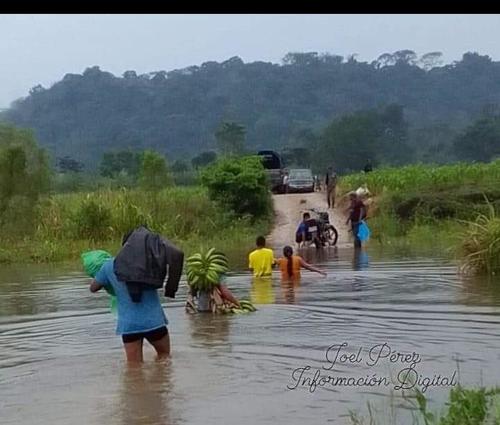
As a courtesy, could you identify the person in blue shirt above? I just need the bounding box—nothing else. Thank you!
[295,212,315,246]
[90,259,170,363]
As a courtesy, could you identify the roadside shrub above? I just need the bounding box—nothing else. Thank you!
[201,155,271,219]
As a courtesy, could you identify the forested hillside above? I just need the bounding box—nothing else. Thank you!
[2,50,500,167]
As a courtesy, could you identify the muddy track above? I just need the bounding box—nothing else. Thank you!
[267,190,351,249]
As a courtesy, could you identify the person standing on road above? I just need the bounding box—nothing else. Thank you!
[325,166,338,209]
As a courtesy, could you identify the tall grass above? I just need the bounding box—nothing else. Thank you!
[349,385,500,425]
[340,160,500,197]
[0,186,271,264]
[459,201,500,275]
[339,161,500,269]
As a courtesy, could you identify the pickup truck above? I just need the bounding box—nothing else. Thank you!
[257,150,286,193]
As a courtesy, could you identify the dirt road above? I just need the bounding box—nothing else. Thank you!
[267,191,351,248]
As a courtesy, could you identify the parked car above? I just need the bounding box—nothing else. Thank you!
[257,150,286,193]
[285,168,315,193]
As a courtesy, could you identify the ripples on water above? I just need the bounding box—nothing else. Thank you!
[1,247,500,425]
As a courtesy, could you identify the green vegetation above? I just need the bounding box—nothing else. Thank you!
[0,125,51,237]
[201,155,272,219]
[2,51,500,167]
[0,187,270,264]
[459,203,500,275]
[316,104,412,173]
[0,124,272,264]
[215,121,246,156]
[349,385,500,425]
[138,149,172,190]
[339,161,500,271]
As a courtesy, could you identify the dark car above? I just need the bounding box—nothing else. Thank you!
[285,168,314,193]
[257,150,286,193]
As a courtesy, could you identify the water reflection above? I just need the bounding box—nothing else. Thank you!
[187,313,231,349]
[2,250,500,425]
[279,279,301,304]
[250,277,275,304]
[352,249,370,271]
[458,273,500,306]
[117,361,173,425]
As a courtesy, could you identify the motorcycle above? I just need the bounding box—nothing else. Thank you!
[302,208,338,248]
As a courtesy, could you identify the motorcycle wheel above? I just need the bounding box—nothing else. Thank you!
[325,225,338,246]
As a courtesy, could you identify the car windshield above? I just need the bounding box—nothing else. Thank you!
[289,170,312,180]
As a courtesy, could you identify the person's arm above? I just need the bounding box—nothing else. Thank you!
[299,257,327,276]
[218,284,240,307]
[163,239,185,299]
[89,279,104,293]
[361,204,368,221]
[345,203,353,225]
[91,263,111,293]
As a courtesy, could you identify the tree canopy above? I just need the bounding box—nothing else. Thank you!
[1,50,500,167]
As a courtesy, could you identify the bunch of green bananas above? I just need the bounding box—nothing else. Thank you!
[186,248,229,292]
[223,299,257,314]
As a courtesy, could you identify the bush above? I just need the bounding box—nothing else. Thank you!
[0,125,50,236]
[73,196,112,240]
[200,155,271,219]
[459,202,500,275]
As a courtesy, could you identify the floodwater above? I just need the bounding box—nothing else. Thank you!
[1,247,500,424]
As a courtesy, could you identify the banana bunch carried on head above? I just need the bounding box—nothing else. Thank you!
[186,248,229,292]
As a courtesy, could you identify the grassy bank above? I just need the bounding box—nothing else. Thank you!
[0,186,271,265]
[349,385,500,425]
[339,161,500,266]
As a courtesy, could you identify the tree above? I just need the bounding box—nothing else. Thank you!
[201,156,271,219]
[6,50,500,168]
[316,105,412,173]
[138,150,172,190]
[29,84,45,95]
[99,150,142,178]
[56,155,84,173]
[123,70,138,79]
[281,147,311,168]
[215,122,246,156]
[418,52,443,71]
[375,53,396,68]
[454,116,500,162]
[282,52,319,66]
[192,151,217,169]
[393,50,417,66]
[0,124,50,234]
[171,159,189,173]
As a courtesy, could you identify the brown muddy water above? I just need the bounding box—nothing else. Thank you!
[1,247,500,424]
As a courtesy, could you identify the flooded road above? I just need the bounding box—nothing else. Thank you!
[1,247,500,424]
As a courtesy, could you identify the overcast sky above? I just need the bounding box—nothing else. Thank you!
[1,14,500,108]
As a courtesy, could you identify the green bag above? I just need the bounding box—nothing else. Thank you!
[81,250,117,313]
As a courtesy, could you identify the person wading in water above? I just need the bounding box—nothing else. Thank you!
[346,192,367,249]
[276,246,327,280]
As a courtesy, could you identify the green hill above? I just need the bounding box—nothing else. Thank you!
[2,51,500,167]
